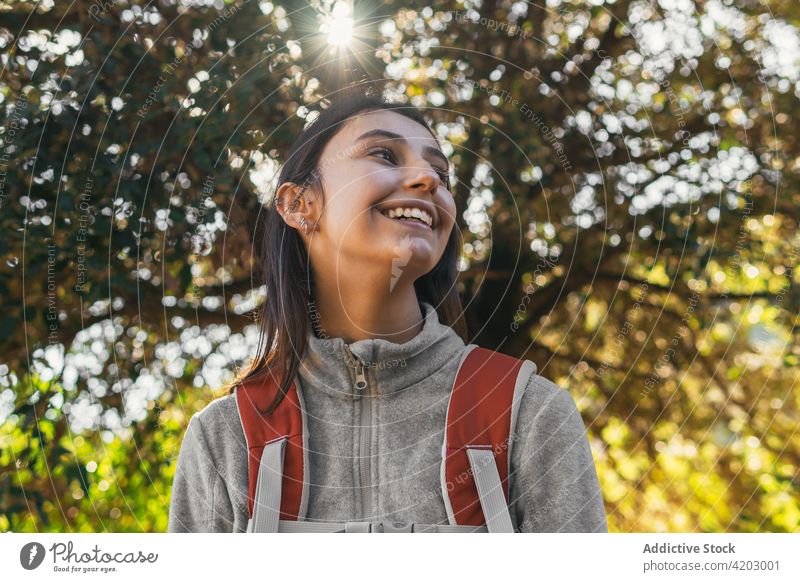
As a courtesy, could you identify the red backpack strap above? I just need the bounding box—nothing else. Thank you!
[441,345,537,529]
[235,368,309,529]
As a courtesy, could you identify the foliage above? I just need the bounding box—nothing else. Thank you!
[0,0,798,532]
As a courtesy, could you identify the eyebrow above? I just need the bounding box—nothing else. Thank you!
[354,129,449,169]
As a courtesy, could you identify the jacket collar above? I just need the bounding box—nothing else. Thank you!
[299,301,466,398]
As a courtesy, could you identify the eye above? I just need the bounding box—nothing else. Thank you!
[371,146,450,186]
[370,146,397,164]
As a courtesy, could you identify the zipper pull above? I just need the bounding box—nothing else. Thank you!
[354,362,368,391]
[343,344,368,391]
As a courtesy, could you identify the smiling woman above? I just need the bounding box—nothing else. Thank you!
[167,86,608,534]
[235,86,467,410]
[277,105,460,347]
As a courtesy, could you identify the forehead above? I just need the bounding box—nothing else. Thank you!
[326,109,439,154]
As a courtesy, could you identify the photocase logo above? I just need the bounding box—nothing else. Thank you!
[390,233,413,292]
[20,542,46,570]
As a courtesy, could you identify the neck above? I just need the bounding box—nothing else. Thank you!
[308,272,424,344]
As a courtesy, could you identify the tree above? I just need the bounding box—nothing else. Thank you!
[1,0,797,532]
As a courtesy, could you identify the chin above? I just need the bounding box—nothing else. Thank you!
[386,239,438,263]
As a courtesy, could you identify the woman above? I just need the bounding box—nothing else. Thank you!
[167,87,607,533]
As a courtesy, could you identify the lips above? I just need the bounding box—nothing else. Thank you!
[375,200,438,230]
[378,210,433,231]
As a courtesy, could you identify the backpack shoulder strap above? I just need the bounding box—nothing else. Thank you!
[440,345,537,531]
[235,368,309,532]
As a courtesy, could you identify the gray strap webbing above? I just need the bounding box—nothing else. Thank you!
[466,448,514,533]
[273,520,488,533]
[248,438,287,533]
[410,523,487,533]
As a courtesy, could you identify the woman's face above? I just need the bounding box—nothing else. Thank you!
[304,109,457,288]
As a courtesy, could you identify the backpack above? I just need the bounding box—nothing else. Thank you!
[235,344,537,533]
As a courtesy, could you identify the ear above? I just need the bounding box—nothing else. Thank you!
[275,182,319,234]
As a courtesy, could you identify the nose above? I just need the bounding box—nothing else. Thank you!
[403,163,439,195]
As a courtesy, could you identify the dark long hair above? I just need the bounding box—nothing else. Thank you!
[226,86,468,414]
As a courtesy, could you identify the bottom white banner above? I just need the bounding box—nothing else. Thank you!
[1,533,798,581]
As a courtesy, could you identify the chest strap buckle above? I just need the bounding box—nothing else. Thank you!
[377,521,414,533]
[342,521,414,532]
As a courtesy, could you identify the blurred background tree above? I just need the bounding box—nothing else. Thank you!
[0,0,797,532]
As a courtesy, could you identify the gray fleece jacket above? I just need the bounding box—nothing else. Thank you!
[167,301,608,533]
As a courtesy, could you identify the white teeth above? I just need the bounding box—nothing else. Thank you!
[382,206,433,227]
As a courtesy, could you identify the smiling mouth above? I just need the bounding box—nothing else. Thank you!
[377,210,434,231]
[377,206,435,230]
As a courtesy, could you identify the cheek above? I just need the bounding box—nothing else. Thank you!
[328,173,387,220]
[320,195,375,236]
[321,203,388,257]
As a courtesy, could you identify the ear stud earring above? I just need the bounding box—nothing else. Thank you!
[300,216,317,235]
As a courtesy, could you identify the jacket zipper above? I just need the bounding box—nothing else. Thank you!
[343,343,372,519]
